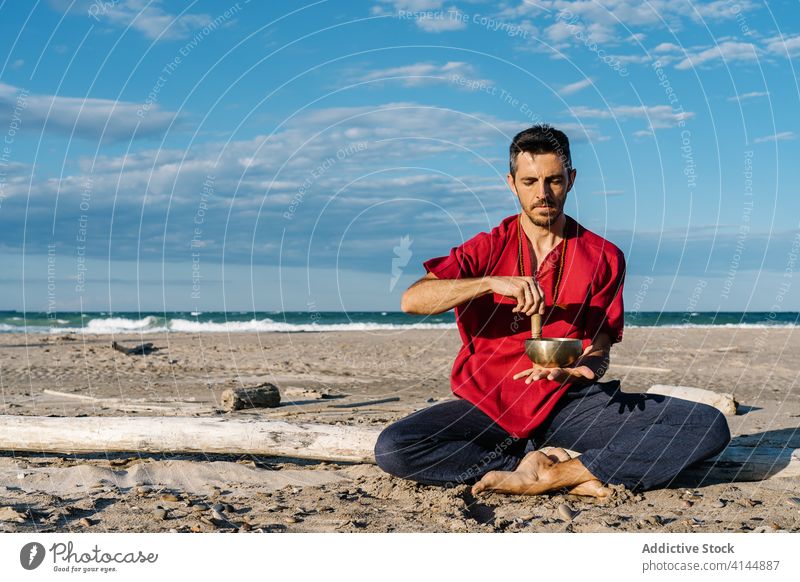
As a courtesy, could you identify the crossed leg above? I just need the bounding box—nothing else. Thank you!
[473,379,731,498]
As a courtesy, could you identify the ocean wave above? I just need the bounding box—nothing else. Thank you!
[168,318,456,333]
[0,313,794,334]
[170,318,275,332]
[0,323,59,333]
[627,323,797,329]
[84,316,163,333]
[0,316,457,334]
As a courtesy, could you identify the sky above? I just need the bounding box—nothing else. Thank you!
[0,0,798,313]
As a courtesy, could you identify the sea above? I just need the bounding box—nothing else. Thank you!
[0,311,797,334]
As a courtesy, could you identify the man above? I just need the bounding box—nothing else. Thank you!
[374,125,730,498]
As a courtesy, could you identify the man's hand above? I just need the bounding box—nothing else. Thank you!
[513,343,610,385]
[487,276,545,316]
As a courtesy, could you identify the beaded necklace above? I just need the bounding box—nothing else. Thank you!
[517,213,567,309]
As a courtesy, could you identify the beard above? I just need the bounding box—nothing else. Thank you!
[525,203,563,227]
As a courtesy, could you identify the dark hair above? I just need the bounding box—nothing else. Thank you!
[509,124,572,177]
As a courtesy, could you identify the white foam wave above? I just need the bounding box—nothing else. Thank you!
[84,316,161,333]
[168,318,455,333]
[0,317,456,334]
[627,323,797,329]
[170,318,274,332]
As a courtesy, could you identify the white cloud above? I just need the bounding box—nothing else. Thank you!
[0,82,178,141]
[753,131,796,144]
[612,53,659,65]
[350,61,483,87]
[2,101,603,269]
[669,33,800,71]
[509,0,758,45]
[559,78,593,96]
[501,0,766,70]
[675,40,759,70]
[373,0,466,32]
[87,0,214,41]
[653,42,681,53]
[727,91,769,102]
[764,34,800,57]
[570,104,693,129]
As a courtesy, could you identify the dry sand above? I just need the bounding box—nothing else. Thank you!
[1,327,799,533]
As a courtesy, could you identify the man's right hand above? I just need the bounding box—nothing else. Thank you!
[487,276,545,316]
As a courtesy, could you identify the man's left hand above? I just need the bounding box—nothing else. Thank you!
[513,343,607,384]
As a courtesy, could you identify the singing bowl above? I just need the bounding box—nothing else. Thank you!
[524,338,584,368]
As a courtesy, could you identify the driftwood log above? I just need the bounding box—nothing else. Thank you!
[329,396,400,409]
[0,383,794,480]
[0,414,797,481]
[111,341,158,356]
[0,416,379,463]
[647,384,738,416]
[221,384,281,411]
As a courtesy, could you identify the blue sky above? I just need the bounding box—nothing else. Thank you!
[0,0,798,312]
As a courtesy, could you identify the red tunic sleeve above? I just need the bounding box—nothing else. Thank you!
[422,232,493,280]
[584,246,626,344]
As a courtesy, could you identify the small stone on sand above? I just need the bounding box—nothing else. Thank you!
[0,507,26,523]
[557,503,578,521]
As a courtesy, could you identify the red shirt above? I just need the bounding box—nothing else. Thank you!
[423,214,626,438]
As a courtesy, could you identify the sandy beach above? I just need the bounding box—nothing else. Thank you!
[1,326,799,533]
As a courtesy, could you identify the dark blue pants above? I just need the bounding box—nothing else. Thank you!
[374,381,731,491]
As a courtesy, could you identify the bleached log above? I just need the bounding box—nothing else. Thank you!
[682,446,800,481]
[40,389,206,413]
[0,415,380,463]
[647,384,738,416]
[43,389,104,402]
[1,414,796,481]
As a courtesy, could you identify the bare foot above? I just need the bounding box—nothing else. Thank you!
[471,451,556,496]
[539,447,611,499]
[568,479,612,499]
[472,449,608,498]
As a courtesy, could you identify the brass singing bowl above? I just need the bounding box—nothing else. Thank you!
[524,338,584,368]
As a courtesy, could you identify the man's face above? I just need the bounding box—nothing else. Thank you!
[507,151,576,227]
